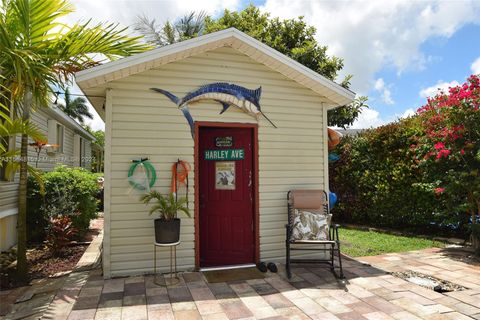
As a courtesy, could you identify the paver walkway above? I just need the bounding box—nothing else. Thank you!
[34,247,479,320]
[0,218,104,320]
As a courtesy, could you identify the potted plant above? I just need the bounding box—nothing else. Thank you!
[140,191,190,244]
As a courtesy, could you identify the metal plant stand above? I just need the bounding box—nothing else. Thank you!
[153,241,180,286]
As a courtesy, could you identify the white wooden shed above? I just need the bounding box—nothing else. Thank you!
[76,28,355,278]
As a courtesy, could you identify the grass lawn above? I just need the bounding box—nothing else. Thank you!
[339,228,445,257]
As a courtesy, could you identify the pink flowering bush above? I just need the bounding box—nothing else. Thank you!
[331,75,479,235]
[413,75,480,227]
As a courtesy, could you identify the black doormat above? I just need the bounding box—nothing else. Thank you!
[202,267,265,283]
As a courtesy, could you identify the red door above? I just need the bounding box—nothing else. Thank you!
[199,127,255,267]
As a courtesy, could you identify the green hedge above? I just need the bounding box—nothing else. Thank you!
[330,117,464,234]
[27,166,100,242]
[330,76,480,236]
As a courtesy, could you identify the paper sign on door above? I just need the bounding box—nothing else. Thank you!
[215,161,235,190]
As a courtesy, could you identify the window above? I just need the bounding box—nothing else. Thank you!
[56,124,64,153]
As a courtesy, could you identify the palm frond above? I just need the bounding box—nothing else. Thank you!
[2,149,44,194]
[139,190,190,219]
[134,15,164,45]
[140,189,162,203]
[178,206,191,218]
[59,87,93,123]
[0,119,45,142]
[148,204,162,216]
[53,20,151,66]
[176,11,207,39]
[27,164,45,195]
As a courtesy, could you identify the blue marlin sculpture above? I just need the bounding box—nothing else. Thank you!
[150,83,277,138]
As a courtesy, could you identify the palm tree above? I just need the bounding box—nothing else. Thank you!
[134,11,207,46]
[1,82,45,194]
[176,11,207,41]
[0,0,150,282]
[59,88,93,124]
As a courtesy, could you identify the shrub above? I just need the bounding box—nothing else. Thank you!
[27,166,100,242]
[330,75,479,236]
[45,216,78,255]
[330,118,442,232]
[413,75,480,229]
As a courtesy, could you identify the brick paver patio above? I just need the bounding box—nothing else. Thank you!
[4,247,479,320]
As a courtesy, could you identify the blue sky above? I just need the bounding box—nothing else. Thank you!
[369,23,480,125]
[65,0,480,130]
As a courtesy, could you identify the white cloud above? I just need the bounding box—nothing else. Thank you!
[374,78,385,91]
[62,0,240,31]
[260,0,480,93]
[84,107,105,131]
[350,106,415,129]
[472,57,480,75]
[401,108,415,118]
[374,78,394,105]
[419,80,460,98]
[350,108,386,129]
[57,0,241,131]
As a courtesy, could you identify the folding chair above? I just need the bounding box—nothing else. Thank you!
[285,189,344,279]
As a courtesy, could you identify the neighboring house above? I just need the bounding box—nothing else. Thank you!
[76,28,354,278]
[0,105,96,251]
[338,128,365,136]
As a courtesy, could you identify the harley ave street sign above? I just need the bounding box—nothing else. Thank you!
[204,149,244,160]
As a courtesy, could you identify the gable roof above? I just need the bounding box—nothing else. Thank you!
[76,28,355,119]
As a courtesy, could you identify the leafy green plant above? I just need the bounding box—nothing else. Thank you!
[0,0,150,281]
[27,166,99,242]
[413,75,480,229]
[0,116,46,193]
[140,191,190,221]
[45,215,78,255]
[330,75,479,237]
[330,117,440,230]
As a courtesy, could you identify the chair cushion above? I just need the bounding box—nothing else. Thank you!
[291,210,332,241]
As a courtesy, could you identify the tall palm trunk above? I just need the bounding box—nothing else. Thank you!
[17,90,31,282]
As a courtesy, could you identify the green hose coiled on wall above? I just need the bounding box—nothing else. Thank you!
[128,160,157,190]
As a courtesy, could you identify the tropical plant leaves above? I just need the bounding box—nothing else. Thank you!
[140,190,191,220]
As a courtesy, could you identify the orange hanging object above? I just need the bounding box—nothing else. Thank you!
[171,160,191,194]
[327,128,343,151]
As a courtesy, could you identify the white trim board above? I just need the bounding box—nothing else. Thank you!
[199,263,256,272]
[0,208,18,219]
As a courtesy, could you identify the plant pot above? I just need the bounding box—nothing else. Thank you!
[154,218,180,244]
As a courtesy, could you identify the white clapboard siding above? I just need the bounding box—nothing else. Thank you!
[0,182,19,212]
[3,108,79,219]
[2,107,95,251]
[105,46,328,277]
[19,109,76,171]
